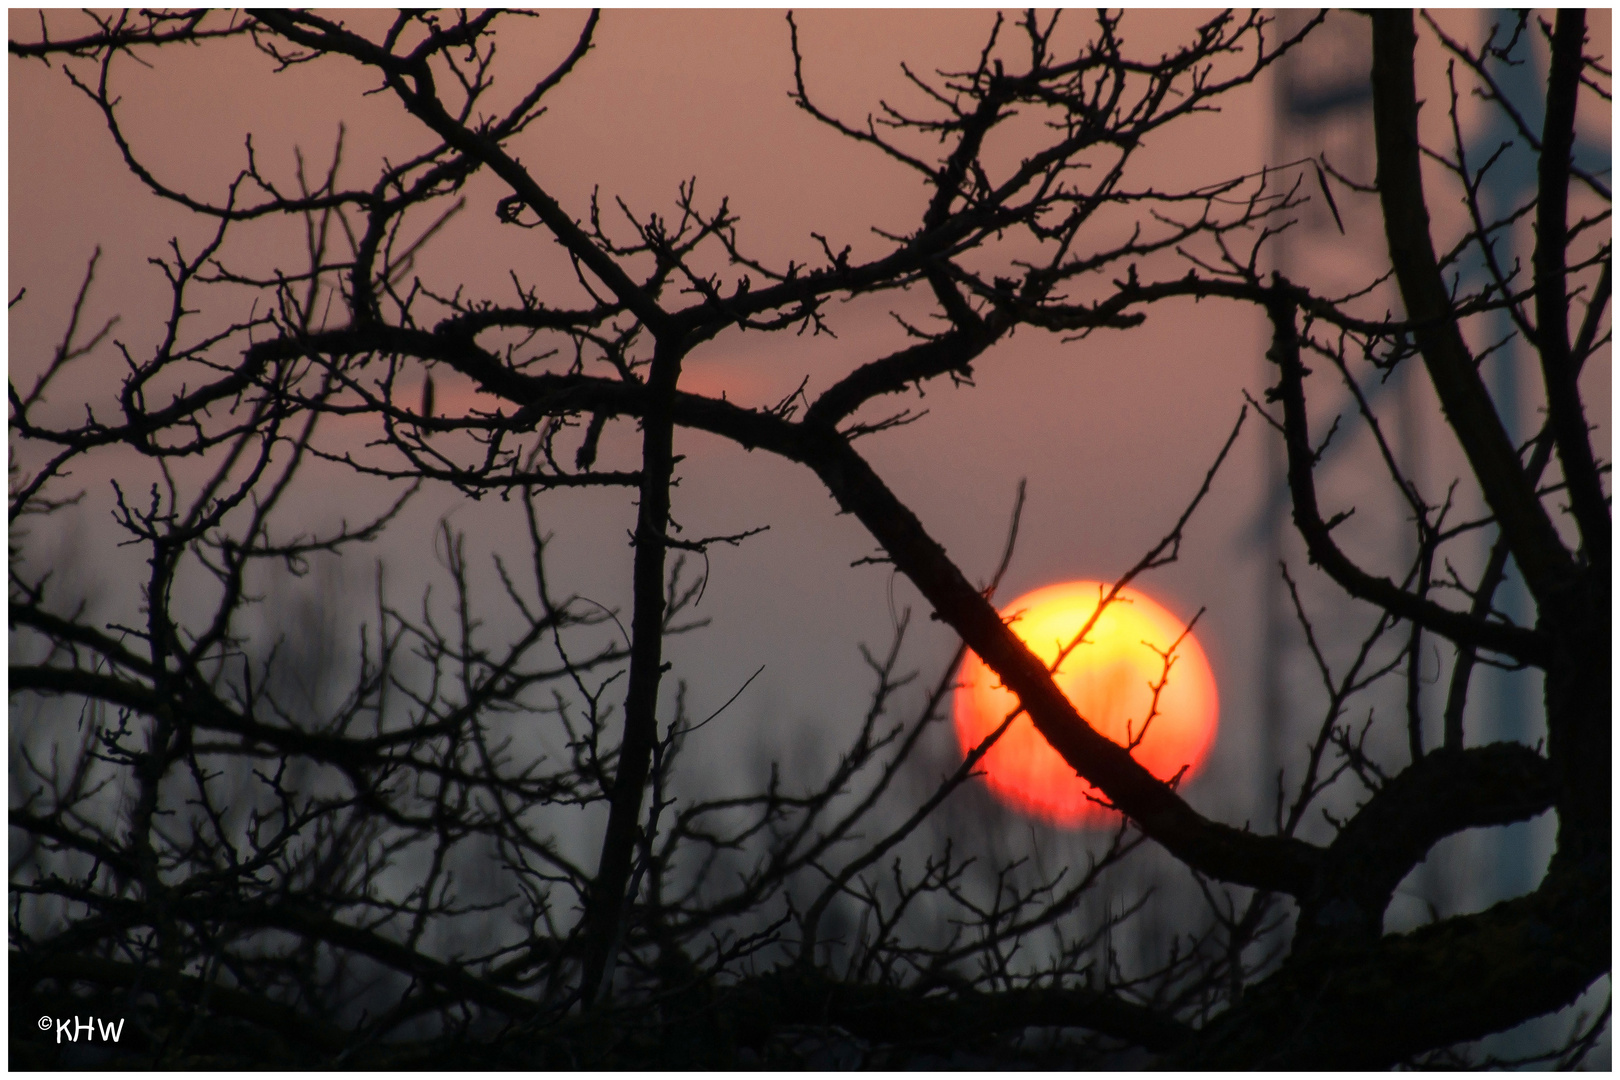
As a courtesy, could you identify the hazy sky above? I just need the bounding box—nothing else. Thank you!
[8,9,1609,831]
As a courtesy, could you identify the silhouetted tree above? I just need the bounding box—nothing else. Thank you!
[10,9,1609,1067]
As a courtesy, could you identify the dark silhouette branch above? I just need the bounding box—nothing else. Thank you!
[1368,11,1576,605]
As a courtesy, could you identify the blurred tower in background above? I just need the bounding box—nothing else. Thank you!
[1459,10,1605,903]
[1259,9,1380,829]
[1465,10,1543,906]
[1263,10,1606,913]
[1260,13,1610,1059]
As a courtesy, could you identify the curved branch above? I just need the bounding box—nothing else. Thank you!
[1368,12,1575,605]
[1263,297,1548,665]
[1299,744,1557,943]
[1182,852,1607,1068]
[803,324,994,428]
[1533,10,1609,564]
[785,423,1322,894]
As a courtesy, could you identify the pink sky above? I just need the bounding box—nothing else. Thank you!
[9,10,1608,830]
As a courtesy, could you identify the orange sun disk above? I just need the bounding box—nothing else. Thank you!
[953,581,1218,827]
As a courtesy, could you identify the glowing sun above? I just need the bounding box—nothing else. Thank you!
[953,581,1218,827]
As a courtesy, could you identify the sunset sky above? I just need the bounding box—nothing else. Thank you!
[8,9,1610,837]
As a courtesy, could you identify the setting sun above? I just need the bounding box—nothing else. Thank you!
[954,581,1218,827]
